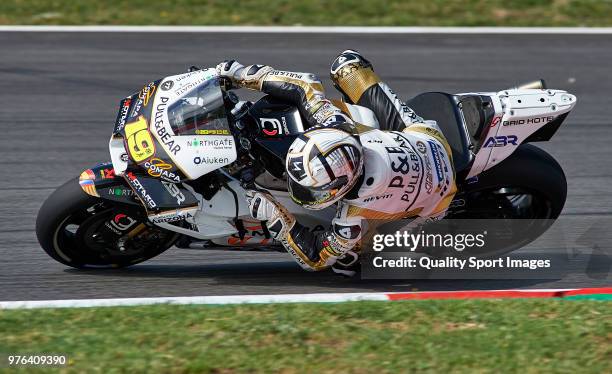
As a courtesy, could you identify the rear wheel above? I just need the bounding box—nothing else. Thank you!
[445,144,566,257]
[36,178,178,268]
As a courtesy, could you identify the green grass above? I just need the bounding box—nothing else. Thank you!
[2,0,612,26]
[1,299,610,373]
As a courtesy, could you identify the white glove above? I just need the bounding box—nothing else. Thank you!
[245,190,296,239]
[216,60,245,88]
[216,61,274,91]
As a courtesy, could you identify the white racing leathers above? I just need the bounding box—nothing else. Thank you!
[218,50,457,271]
[277,122,457,271]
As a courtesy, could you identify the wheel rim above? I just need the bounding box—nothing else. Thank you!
[444,186,556,257]
[53,202,177,267]
[448,187,553,219]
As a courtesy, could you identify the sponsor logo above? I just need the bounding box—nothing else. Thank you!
[153,97,181,155]
[387,132,426,209]
[260,117,287,136]
[195,129,230,135]
[105,213,137,235]
[120,153,129,162]
[108,187,134,197]
[490,116,501,128]
[144,158,180,182]
[175,71,199,82]
[415,141,427,154]
[174,76,207,97]
[193,156,230,165]
[483,135,518,148]
[150,211,194,224]
[161,181,185,205]
[126,172,157,209]
[333,223,361,240]
[187,138,233,149]
[400,148,422,204]
[268,71,303,79]
[502,115,554,127]
[362,194,393,203]
[125,116,155,163]
[131,83,156,118]
[331,51,366,74]
[423,151,433,194]
[99,168,115,179]
[288,157,307,181]
[140,83,156,106]
[428,140,444,181]
[115,98,131,132]
[160,80,174,91]
[387,147,411,175]
[280,237,308,269]
[312,102,337,124]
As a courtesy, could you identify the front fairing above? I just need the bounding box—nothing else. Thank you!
[109,69,237,182]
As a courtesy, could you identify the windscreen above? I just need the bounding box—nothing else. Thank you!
[167,77,230,136]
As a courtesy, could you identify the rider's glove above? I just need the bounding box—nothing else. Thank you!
[331,250,360,277]
[216,60,244,89]
[216,60,274,90]
[245,190,296,239]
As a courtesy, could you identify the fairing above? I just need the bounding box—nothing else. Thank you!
[467,89,576,178]
[78,163,140,206]
[109,69,237,182]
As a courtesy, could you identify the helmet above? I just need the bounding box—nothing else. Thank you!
[286,127,363,210]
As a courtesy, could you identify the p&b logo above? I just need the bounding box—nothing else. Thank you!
[484,135,518,148]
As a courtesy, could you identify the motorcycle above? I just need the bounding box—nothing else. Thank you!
[36,67,576,268]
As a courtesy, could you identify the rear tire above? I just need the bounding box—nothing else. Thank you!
[445,144,567,257]
[459,144,566,218]
[36,178,178,268]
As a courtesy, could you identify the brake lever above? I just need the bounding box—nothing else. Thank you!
[239,167,258,190]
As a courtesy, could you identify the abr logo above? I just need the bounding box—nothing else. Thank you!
[484,135,518,148]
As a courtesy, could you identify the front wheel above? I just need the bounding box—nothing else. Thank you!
[36,178,179,268]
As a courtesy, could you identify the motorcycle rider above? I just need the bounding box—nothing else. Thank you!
[217,50,456,276]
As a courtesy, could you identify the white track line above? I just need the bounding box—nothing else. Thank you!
[1,26,612,34]
[0,293,389,309]
[0,288,590,310]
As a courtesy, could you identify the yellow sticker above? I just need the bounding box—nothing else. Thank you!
[125,116,155,163]
[195,129,230,135]
[140,84,156,106]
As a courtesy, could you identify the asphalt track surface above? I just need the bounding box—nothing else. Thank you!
[1,32,611,301]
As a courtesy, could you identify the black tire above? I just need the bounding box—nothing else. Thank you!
[36,178,178,268]
[460,144,566,218]
[444,144,567,257]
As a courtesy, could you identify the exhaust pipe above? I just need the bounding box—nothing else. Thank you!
[514,79,547,90]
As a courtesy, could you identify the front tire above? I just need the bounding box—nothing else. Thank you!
[36,178,178,268]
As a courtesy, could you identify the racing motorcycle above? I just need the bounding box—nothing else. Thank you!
[36,67,576,268]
